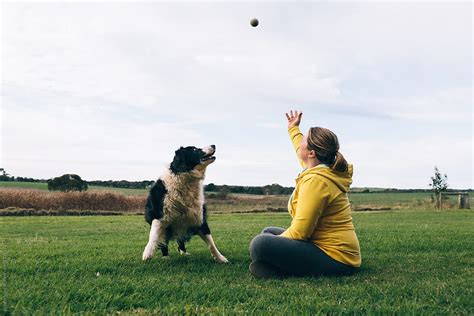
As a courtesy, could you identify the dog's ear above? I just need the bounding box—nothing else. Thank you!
[170,150,187,173]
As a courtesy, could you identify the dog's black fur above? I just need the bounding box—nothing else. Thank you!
[144,146,218,258]
[169,146,212,173]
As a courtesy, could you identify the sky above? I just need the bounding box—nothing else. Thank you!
[1,0,472,189]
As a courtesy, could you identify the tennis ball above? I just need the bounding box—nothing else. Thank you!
[250,18,259,27]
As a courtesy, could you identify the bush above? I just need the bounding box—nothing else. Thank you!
[217,185,230,199]
[48,174,88,192]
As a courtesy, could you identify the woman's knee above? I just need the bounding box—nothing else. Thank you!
[249,234,274,261]
[261,227,273,234]
[261,226,285,235]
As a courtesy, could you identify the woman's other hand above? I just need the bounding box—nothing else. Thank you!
[285,110,303,129]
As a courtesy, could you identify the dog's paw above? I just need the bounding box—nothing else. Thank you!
[214,254,229,264]
[161,255,170,260]
[179,249,191,256]
[142,247,155,261]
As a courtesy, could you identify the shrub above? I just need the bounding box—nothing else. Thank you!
[217,185,230,199]
[48,174,88,192]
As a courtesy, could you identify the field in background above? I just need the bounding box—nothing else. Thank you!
[0,181,472,215]
[0,181,148,195]
[2,210,473,314]
[0,189,144,215]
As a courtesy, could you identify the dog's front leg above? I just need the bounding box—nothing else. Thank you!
[198,231,229,263]
[143,219,163,261]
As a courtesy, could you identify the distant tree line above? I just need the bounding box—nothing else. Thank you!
[204,183,294,195]
[87,180,155,189]
[1,168,471,194]
[1,168,46,182]
[0,169,155,189]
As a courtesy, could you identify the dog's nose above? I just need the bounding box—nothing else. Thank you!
[211,145,216,150]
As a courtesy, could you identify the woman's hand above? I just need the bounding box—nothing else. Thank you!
[285,110,303,129]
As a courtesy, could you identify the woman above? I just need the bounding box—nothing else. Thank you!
[249,110,361,278]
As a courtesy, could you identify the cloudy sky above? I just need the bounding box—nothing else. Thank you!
[1,1,472,189]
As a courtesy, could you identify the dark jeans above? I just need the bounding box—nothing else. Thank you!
[249,227,357,277]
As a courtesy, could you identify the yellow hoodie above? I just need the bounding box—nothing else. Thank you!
[280,126,361,267]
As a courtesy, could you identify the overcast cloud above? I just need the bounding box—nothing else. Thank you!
[1,1,472,188]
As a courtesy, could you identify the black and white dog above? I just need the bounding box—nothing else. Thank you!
[142,145,228,263]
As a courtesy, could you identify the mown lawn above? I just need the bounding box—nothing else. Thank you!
[1,210,473,314]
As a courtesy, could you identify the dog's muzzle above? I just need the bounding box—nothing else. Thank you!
[201,145,216,162]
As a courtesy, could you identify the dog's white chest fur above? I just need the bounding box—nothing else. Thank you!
[161,169,204,237]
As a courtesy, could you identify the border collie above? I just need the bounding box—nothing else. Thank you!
[142,145,228,263]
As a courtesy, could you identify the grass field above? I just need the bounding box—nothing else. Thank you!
[2,210,473,314]
[0,181,148,196]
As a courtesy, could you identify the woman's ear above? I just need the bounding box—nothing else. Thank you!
[308,150,316,158]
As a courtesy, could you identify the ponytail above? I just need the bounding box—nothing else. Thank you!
[331,151,348,173]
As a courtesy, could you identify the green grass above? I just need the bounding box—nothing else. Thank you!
[87,186,149,196]
[2,210,473,314]
[349,192,473,207]
[348,192,433,208]
[0,182,48,190]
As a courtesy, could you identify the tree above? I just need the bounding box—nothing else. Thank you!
[47,174,88,192]
[205,183,217,192]
[0,168,13,181]
[217,185,230,199]
[263,183,285,195]
[429,166,448,208]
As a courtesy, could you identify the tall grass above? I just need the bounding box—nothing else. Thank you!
[0,189,145,213]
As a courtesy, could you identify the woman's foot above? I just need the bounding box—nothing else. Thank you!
[249,261,283,279]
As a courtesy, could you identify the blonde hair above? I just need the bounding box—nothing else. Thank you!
[307,127,348,172]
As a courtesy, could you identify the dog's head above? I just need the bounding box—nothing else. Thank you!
[170,145,216,174]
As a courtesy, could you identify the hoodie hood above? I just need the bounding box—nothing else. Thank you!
[298,164,353,193]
